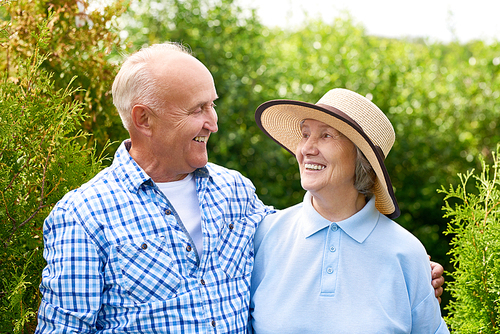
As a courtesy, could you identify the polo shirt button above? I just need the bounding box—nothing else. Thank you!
[329,246,336,252]
[186,245,192,252]
[141,243,147,250]
[228,223,234,230]
[211,320,216,327]
[330,224,338,232]
[200,279,205,285]
[327,267,334,274]
[165,209,172,215]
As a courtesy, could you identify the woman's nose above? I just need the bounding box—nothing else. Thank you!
[301,137,318,156]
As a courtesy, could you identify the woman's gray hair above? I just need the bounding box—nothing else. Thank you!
[112,42,191,130]
[354,147,376,198]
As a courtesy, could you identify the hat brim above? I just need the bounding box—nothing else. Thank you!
[255,99,400,219]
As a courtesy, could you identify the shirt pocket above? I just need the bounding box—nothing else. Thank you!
[217,218,256,278]
[117,237,181,304]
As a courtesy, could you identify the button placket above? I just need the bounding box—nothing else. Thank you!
[320,223,340,295]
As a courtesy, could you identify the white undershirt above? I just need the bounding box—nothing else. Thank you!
[156,173,202,256]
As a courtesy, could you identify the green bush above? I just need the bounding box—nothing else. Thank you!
[0,0,129,153]
[0,12,109,333]
[440,144,500,333]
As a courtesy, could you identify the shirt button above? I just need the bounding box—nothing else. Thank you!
[228,223,234,230]
[186,245,192,252]
[141,243,147,250]
[165,209,172,215]
[330,224,338,232]
[329,246,336,252]
[327,267,334,274]
[200,279,205,285]
[211,320,216,327]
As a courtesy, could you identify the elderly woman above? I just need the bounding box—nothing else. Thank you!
[249,89,449,333]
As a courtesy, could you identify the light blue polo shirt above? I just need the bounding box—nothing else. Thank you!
[250,192,449,334]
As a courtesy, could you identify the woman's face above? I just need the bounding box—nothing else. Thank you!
[296,119,358,198]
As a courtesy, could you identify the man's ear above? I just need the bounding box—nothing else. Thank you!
[131,105,153,137]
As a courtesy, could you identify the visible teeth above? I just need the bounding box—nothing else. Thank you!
[194,136,207,143]
[305,163,325,170]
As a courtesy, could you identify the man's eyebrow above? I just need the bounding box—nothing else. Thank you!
[189,97,219,111]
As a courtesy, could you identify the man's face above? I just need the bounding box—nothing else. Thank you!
[149,54,218,181]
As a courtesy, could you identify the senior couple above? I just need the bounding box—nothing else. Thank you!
[36,42,448,333]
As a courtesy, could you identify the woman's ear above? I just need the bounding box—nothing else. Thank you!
[130,105,153,137]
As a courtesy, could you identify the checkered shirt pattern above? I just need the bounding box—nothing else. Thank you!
[35,140,273,333]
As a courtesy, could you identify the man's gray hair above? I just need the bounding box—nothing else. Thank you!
[112,42,192,130]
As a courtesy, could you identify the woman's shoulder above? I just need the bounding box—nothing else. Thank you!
[254,202,304,248]
[374,215,428,257]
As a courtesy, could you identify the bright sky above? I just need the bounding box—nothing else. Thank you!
[240,0,500,43]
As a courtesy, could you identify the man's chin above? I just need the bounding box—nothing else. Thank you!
[190,157,209,170]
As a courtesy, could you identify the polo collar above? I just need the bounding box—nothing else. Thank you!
[301,192,380,243]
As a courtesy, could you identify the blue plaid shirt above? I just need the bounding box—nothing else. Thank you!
[36,140,273,333]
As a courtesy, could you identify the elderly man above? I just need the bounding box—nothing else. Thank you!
[36,42,271,333]
[36,42,444,333]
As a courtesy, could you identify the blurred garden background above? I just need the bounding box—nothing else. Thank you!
[1,0,499,332]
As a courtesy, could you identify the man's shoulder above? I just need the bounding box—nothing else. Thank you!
[54,165,119,210]
[205,162,245,177]
[204,162,254,186]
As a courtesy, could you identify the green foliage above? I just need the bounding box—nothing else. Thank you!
[0,12,109,333]
[0,0,130,152]
[440,145,500,333]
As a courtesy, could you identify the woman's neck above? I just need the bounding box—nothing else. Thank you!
[310,188,366,222]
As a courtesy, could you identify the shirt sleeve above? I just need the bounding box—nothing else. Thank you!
[36,206,104,334]
[411,291,449,334]
[406,247,449,334]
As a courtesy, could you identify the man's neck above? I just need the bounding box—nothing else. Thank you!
[128,140,189,183]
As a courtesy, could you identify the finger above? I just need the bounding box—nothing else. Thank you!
[432,276,445,289]
[434,286,444,298]
[430,262,444,279]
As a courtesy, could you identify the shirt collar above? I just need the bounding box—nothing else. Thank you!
[301,192,380,243]
[301,191,332,238]
[112,139,211,193]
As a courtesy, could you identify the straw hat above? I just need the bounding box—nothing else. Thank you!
[255,88,400,219]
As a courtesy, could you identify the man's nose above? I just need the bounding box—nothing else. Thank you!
[206,107,218,133]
